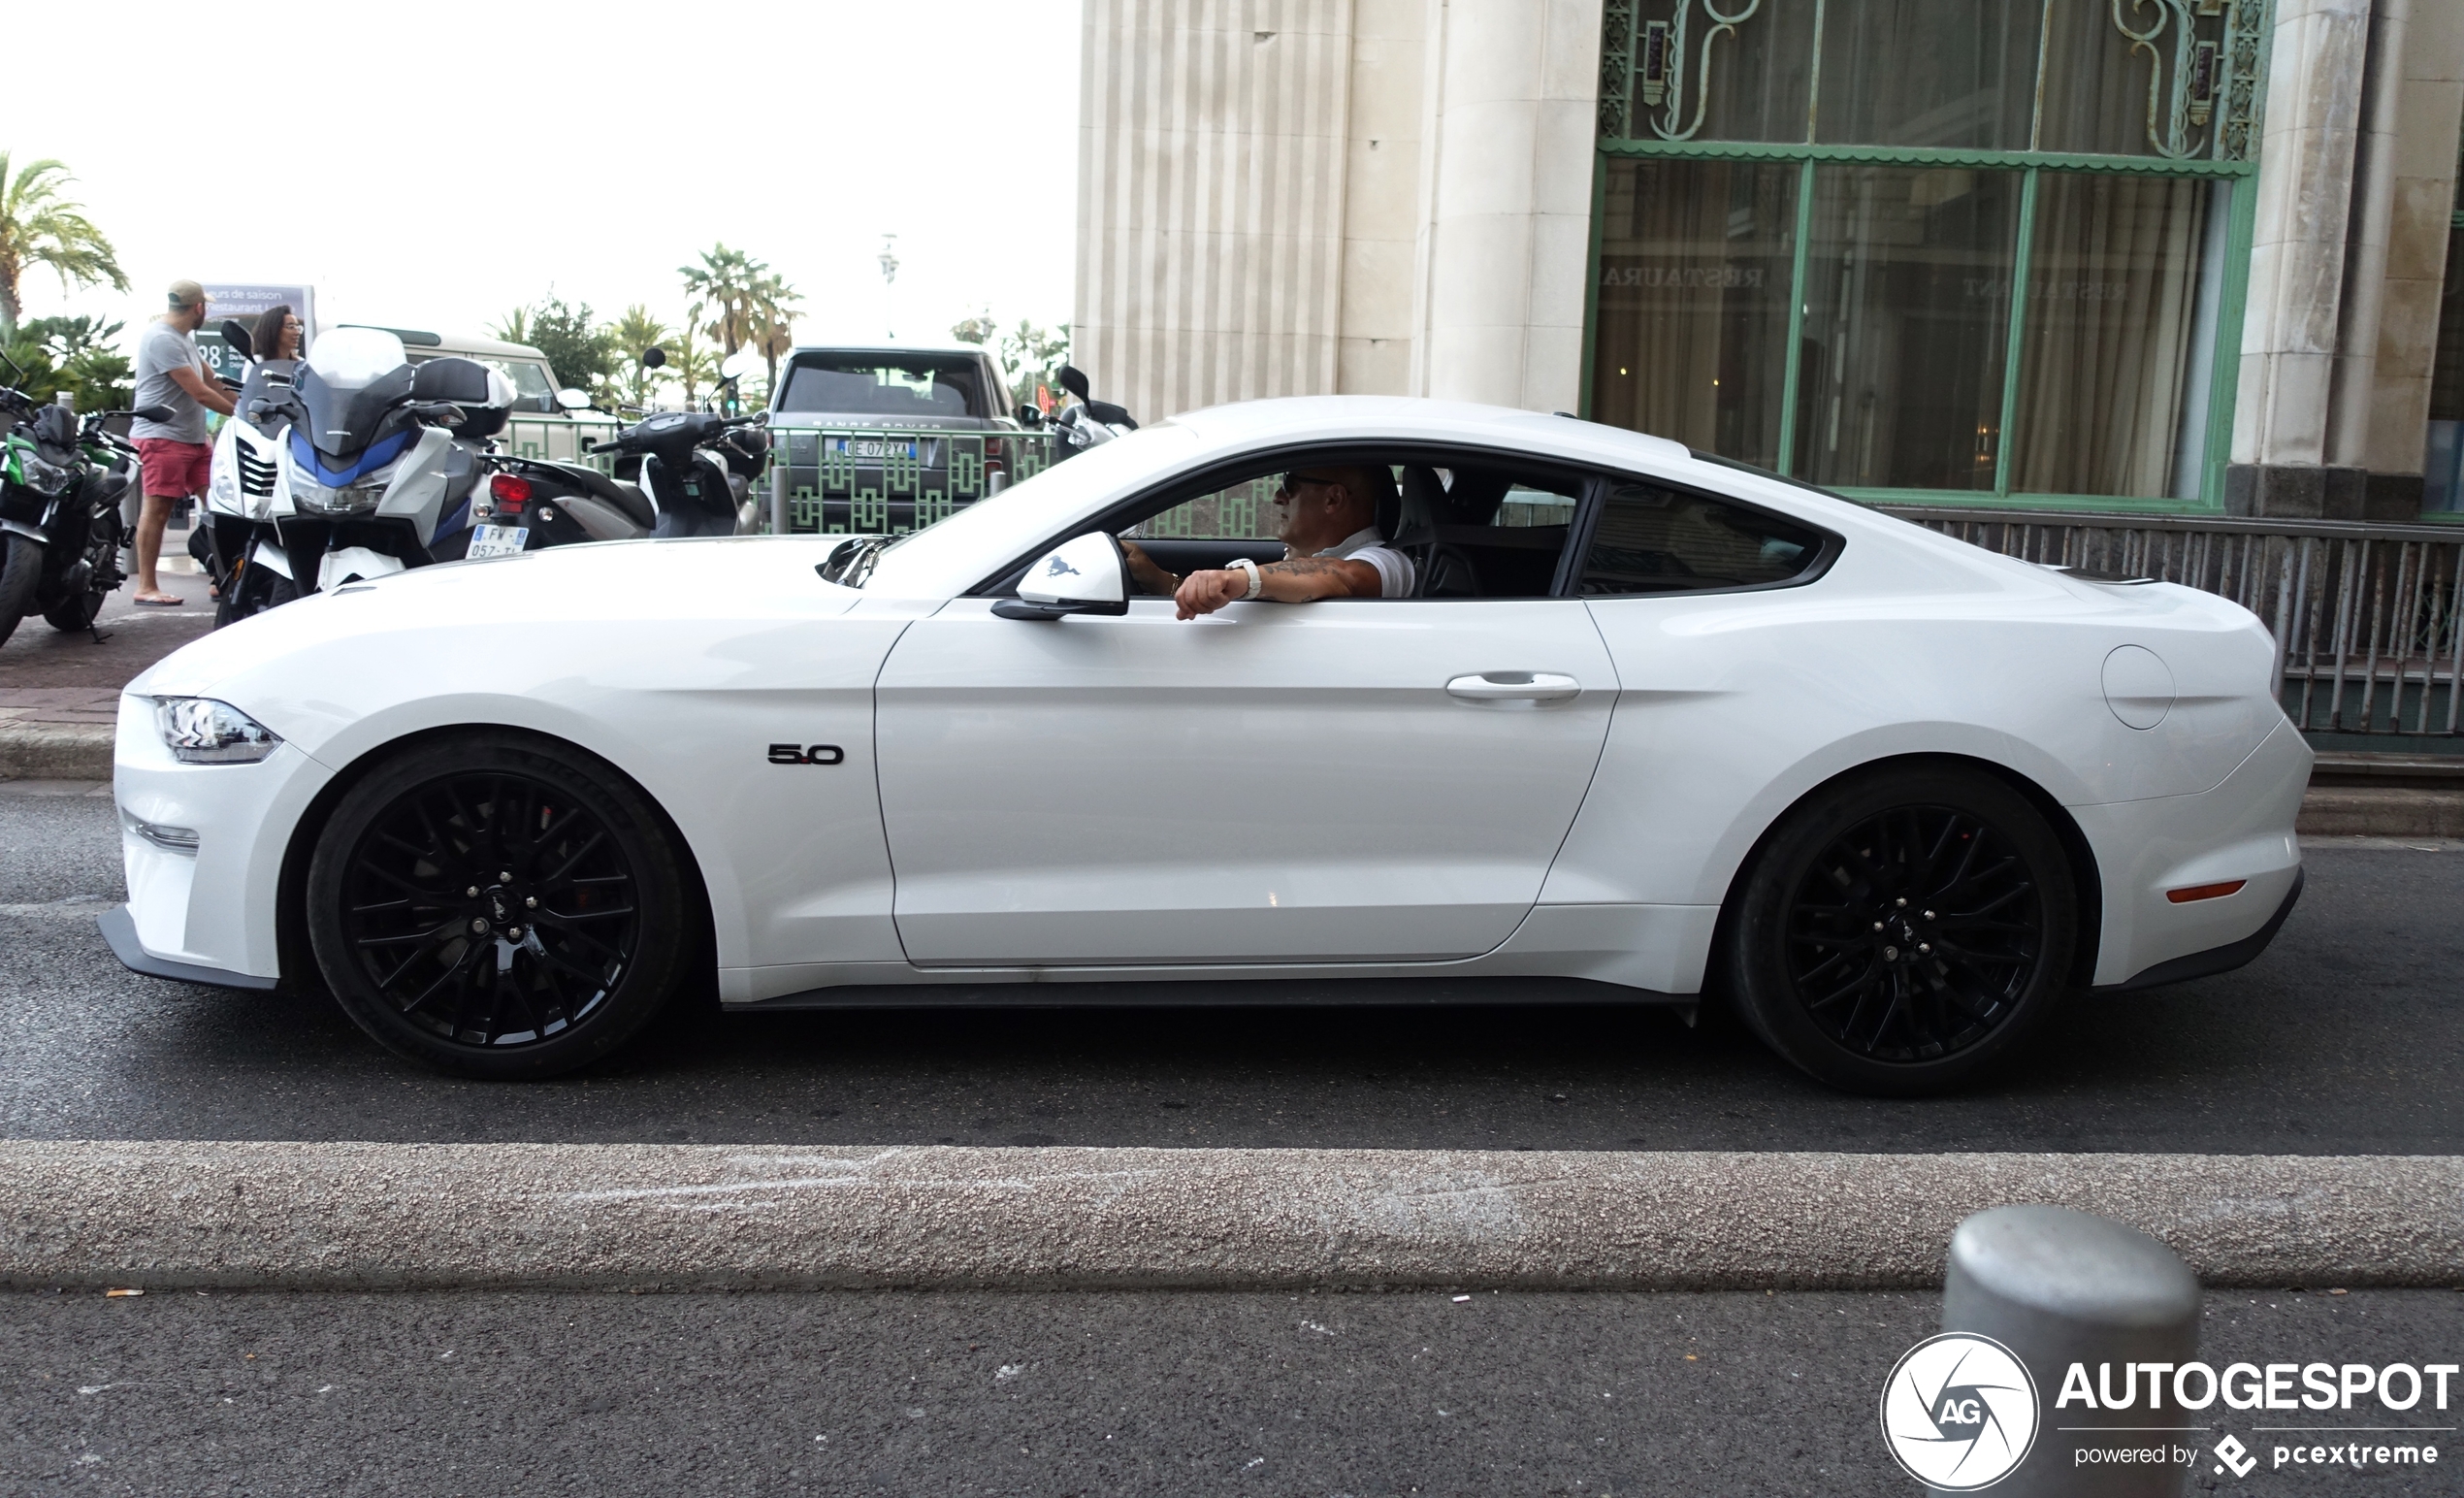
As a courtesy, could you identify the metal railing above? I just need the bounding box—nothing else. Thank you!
[499,412,625,472]
[765,425,1060,534]
[1881,506,2464,738]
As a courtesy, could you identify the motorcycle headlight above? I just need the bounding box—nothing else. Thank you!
[18,452,74,497]
[153,698,283,765]
[294,479,384,515]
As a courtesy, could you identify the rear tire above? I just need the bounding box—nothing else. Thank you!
[305,732,695,1080]
[1723,763,2076,1095]
[0,534,43,649]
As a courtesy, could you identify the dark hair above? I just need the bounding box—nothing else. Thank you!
[250,305,298,361]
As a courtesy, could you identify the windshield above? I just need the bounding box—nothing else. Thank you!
[777,355,986,418]
[304,326,407,390]
[854,424,1201,597]
[296,338,413,460]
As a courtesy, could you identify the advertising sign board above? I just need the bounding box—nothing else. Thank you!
[193,282,316,381]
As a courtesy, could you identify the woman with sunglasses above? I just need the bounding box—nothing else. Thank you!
[1122,465,1414,619]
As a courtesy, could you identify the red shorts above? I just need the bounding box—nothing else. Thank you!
[136,438,212,499]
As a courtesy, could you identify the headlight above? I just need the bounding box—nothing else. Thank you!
[153,698,283,764]
[18,452,74,497]
[293,479,385,515]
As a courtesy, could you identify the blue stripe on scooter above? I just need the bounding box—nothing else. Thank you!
[287,428,412,488]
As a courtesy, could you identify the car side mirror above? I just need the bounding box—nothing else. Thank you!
[719,350,761,383]
[219,318,254,362]
[556,387,594,411]
[1014,403,1044,428]
[991,531,1129,620]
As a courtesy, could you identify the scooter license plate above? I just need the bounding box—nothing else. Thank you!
[832,438,917,460]
[466,524,529,560]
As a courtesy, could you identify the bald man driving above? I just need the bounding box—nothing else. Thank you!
[1121,465,1416,620]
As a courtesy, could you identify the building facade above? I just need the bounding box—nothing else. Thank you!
[1075,0,2464,519]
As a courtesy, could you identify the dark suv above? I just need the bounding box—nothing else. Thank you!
[764,344,1031,535]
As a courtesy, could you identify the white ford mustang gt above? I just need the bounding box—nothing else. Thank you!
[103,397,2309,1093]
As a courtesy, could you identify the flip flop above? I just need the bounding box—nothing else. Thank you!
[133,596,184,606]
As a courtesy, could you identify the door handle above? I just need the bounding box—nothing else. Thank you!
[1445,671,1580,702]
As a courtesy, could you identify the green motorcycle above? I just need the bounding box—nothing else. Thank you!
[0,377,168,649]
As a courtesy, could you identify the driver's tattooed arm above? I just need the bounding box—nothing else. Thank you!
[1171,553,1381,619]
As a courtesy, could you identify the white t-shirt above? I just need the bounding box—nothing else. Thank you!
[1320,526,1416,598]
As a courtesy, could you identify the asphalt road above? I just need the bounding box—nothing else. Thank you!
[5,786,2460,1153]
[5,1286,2457,1496]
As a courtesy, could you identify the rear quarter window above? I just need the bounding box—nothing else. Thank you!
[1580,482,1826,595]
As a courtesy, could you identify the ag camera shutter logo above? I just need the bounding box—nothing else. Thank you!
[1880,1332,2041,1489]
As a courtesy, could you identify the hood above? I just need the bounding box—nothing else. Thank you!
[128,536,865,700]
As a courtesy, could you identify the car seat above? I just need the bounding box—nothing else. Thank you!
[1396,464,1480,598]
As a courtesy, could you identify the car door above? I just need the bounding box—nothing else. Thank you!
[872,510,1620,969]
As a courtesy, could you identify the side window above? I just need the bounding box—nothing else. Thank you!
[1579,482,1824,595]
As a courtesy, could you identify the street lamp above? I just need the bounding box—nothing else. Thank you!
[878,234,899,341]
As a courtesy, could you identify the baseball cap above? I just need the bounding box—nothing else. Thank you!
[167,278,207,309]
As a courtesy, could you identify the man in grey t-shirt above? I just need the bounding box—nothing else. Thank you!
[128,279,237,604]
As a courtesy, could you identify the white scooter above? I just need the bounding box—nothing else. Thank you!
[197,319,297,624]
[237,326,516,607]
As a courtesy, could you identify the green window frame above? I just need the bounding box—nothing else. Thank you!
[1582,0,2271,514]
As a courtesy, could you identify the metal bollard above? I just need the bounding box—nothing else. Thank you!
[1932,1204,2201,1496]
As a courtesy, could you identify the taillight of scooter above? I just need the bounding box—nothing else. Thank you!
[486,472,532,516]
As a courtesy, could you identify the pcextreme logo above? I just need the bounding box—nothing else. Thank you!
[1879,1333,2040,1489]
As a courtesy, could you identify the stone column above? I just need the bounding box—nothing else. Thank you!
[1075,0,1358,422]
[1409,0,1603,412]
[2230,0,2373,518]
[2362,0,2464,509]
[2323,0,2408,488]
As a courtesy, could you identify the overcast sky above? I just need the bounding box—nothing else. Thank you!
[9,0,1081,355]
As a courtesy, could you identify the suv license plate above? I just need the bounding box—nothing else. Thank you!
[467,524,529,559]
[833,439,918,460]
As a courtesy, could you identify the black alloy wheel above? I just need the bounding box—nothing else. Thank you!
[1725,764,2076,1095]
[307,733,693,1079]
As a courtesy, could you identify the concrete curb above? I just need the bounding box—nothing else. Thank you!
[0,724,113,783]
[1,1143,2453,1291]
[2296,786,2464,838]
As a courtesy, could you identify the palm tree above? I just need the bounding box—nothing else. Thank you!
[488,306,533,345]
[669,318,722,410]
[679,244,762,358]
[606,304,671,408]
[0,154,129,337]
[747,271,803,392]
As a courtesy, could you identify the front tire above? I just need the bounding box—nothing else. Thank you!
[1723,764,2077,1095]
[0,534,43,649]
[306,733,695,1079]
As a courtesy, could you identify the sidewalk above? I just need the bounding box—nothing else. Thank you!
[0,548,211,693]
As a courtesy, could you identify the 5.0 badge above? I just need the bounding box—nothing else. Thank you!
[767,743,846,765]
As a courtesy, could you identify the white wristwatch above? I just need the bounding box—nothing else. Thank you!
[1228,557,1263,600]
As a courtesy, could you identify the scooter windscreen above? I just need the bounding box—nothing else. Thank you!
[292,327,415,464]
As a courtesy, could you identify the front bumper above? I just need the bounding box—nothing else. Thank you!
[109,691,334,987]
[98,904,278,990]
